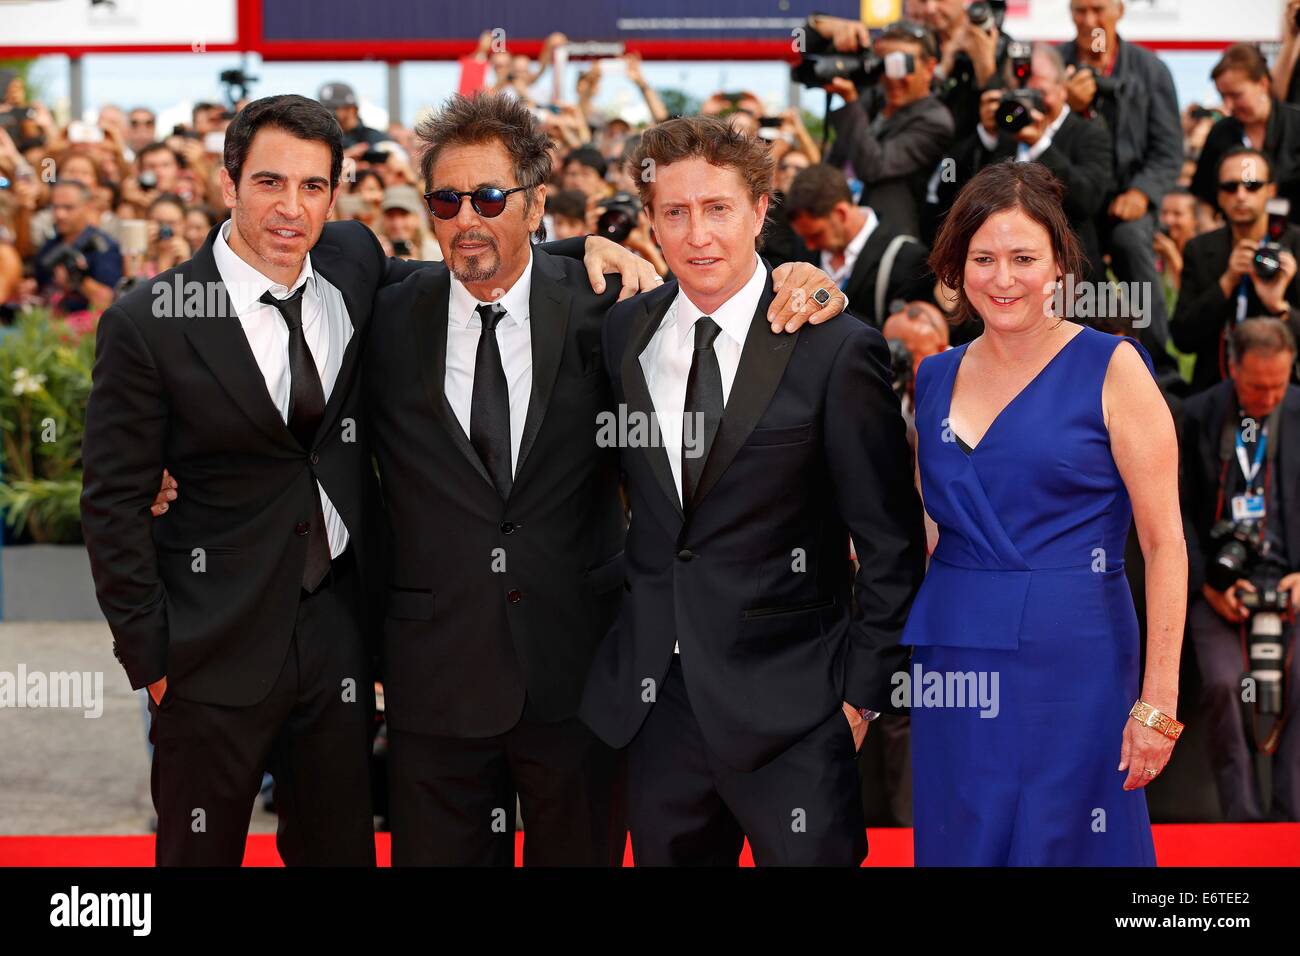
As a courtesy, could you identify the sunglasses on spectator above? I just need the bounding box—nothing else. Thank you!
[423,185,529,220]
[1217,179,1271,193]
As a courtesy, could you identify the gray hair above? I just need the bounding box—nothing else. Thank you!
[1232,317,1298,361]
[1032,43,1067,86]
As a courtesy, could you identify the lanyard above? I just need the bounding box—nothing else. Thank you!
[1236,276,1250,323]
[1235,425,1268,489]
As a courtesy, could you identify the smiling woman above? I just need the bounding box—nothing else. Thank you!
[902,159,1188,867]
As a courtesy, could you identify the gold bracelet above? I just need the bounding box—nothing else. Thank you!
[1129,700,1184,741]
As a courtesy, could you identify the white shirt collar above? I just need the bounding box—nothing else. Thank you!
[213,219,315,314]
[821,208,878,281]
[670,252,767,349]
[448,247,533,329]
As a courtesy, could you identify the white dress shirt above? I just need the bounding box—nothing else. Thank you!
[820,207,879,289]
[444,250,534,477]
[212,220,353,558]
[640,251,768,504]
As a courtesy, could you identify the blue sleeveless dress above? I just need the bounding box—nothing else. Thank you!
[904,325,1157,866]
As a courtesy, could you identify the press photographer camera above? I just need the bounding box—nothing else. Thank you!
[33,179,122,313]
[818,19,954,238]
[995,41,1044,134]
[1181,318,1300,820]
[594,191,640,245]
[1171,148,1300,392]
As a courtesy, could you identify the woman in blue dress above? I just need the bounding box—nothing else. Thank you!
[905,161,1187,865]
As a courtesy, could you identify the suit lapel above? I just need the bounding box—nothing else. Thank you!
[621,280,684,520]
[841,223,892,321]
[411,267,496,491]
[182,227,295,450]
[311,237,368,442]
[690,266,795,510]
[514,250,570,483]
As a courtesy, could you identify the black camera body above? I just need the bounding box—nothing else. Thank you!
[968,0,1007,32]
[596,192,642,245]
[1254,198,1291,281]
[38,230,110,288]
[792,50,884,90]
[1081,66,1119,100]
[997,88,1045,134]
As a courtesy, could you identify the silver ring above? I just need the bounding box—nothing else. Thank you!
[812,287,832,306]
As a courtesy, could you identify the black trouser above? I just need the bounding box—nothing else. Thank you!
[149,550,376,866]
[387,699,626,866]
[627,656,866,867]
[1189,598,1300,822]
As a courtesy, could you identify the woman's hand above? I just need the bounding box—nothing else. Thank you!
[1119,713,1177,790]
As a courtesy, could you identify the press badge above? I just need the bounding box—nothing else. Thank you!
[1231,494,1266,521]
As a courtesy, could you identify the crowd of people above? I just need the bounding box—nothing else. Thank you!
[5,0,1300,832]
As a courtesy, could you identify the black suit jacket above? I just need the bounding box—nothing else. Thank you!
[826,94,955,239]
[1180,380,1300,595]
[81,220,422,705]
[1169,224,1300,393]
[954,111,1114,283]
[840,222,932,326]
[579,266,927,772]
[365,247,626,737]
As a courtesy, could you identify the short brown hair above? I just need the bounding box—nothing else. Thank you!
[416,92,551,215]
[1232,317,1297,361]
[928,160,1085,326]
[784,164,854,220]
[1212,43,1270,84]
[627,115,774,212]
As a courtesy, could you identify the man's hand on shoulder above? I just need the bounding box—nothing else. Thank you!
[769,261,847,332]
[583,235,664,301]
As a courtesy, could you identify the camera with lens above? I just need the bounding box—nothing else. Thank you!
[1079,65,1119,100]
[997,89,1045,134]
[595,192,642,245]
[967,0,1007,32]
[1253,198,1291,281]
[219,68,257,104]
[158,224,174,242]
[1207,520,1292,716]
[138,170,158,191]
[792,50,884,90]
[38,230,110,288]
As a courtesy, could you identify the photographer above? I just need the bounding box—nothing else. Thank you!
[318,82,385,152]
[784,163,932,325]
[1172,148,1300,393]
[1153,187,1200,296]
[144,193,191,276]
[958,43,1113,283]
[819,19,955,238]
[1274,0,1300,108]
[1192,44,1300,228]
[380,186,438,261]
[1181,318,1300,821]
[1057,0,1182,353]
[33,179,122,314]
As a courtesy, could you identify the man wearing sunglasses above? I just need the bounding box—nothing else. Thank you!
[366,93,844,866]
[83,93,662,866]
[1173,147,1300,393]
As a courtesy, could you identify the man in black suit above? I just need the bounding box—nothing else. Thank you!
[957,43,1113,285]
[1180,318,1300,821]
[367,94,846,866]
[81,94,662,866]
[1172,148,1300,393]
[784,163,932,327]
[580,116,927,866]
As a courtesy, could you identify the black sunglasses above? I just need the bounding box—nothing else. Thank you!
[1217,179,1271,193]
[423,185,529,220]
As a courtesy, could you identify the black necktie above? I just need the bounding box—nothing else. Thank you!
[470,302,513,499]
[682,316,723,506]
[260,286,332,592]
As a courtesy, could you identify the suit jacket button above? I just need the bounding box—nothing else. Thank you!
[310,451,320,465]
[295,521,310,535]
[507,589,523,604]
[501,521,516,535]
[677,549,694,561]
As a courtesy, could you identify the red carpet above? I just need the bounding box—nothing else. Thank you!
[1,825,1297,866]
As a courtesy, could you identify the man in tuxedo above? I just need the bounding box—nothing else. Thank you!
[367,93,846,867]
[81,94,659,866]
[580,116,928,866]
[784,163,933,326]
[956,43,1113,285]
